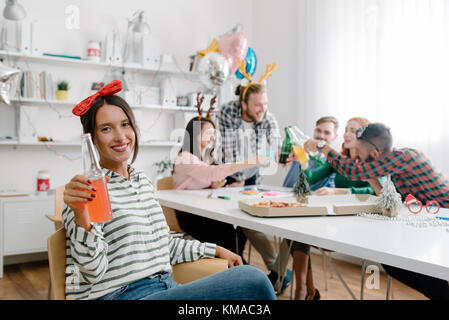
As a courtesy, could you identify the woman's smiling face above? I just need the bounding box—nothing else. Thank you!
[343,120,362,149]
[93,104,136,167]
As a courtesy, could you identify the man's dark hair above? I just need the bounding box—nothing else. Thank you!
[358,123,393,154]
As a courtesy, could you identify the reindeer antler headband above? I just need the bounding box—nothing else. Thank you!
[195,92,216,120]
[237,58,278,102]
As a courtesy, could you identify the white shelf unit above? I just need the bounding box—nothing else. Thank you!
[0,140,182,147]
[10,97,205,113]
[0,50,208,149]
[0,50,199,77]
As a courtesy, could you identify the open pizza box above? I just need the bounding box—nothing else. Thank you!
[238,194,382,218]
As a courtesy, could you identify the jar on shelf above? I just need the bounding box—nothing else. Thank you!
[87,41,101,61]
[37,170,50,195]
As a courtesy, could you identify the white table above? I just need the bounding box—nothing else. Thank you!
[156,187,449,282]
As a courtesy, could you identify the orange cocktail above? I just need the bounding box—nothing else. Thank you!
[292,146,309,163]
[86,177,112,223]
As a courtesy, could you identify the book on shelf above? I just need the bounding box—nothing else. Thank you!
[189,54,200,72]
[19,70,55,100]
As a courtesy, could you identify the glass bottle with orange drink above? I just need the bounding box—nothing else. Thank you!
[286,126,311,164]
[79,133,113,223]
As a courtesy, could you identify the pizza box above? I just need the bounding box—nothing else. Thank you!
[238,197,328,217]
[238,194,383,217]
[331,194,382,215]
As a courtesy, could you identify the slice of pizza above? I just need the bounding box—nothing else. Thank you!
[251,201,306,208]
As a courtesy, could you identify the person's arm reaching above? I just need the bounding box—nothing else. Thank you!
[304,140,410,180]
[303,162,334,186]
[218,103,246,183]
[366,178,383,196]
[174,152,269,183]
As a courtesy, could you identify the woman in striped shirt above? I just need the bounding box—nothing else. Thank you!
[61,81,276,300]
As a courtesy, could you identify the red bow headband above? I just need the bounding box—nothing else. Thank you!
[72,80,123,116]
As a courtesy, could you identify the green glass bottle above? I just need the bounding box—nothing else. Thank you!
[279,126,293,164]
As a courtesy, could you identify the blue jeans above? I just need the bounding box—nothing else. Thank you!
[99,265,276,300]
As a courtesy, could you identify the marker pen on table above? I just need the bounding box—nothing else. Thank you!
[217,196,231,200]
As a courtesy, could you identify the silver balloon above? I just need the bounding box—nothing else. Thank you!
[197,52,230,89]
[0,62,21,104]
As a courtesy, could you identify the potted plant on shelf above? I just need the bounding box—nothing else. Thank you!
[56,81,69,101]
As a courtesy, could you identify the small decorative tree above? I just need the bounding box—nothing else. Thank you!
[293,170,311,203]
[376,175,402,217]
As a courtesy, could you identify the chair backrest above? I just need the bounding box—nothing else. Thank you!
[156,176,184,233]
[45,185,65,231]
[54,186,65,219]
[47,228,67,300]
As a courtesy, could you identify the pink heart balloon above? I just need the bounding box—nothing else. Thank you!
[218,32,249,73]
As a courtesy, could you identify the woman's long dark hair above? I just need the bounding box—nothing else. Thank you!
[79,95,140,163]
[179,116,216,163]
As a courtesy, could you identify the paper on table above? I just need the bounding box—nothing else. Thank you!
[257,185,293,192]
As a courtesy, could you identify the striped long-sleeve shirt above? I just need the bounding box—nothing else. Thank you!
[62,166,216,300]
[326,148,449,208]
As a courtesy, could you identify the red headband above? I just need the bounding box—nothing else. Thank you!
[72,80,123,116]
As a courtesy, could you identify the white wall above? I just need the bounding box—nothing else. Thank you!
[0,0,306,193]
[0,0,255,193]
[251,0,300,186]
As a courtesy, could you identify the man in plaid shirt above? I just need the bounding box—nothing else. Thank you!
[304,122,449,299]
[218,91,281,186]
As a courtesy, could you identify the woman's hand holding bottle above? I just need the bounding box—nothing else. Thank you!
[63,175,111,231]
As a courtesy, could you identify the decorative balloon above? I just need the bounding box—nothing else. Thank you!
[197,38,219,58]
[218,32,248,73]
[235,47,257,80]
[0,62,21,104]
[197,52,230,89]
